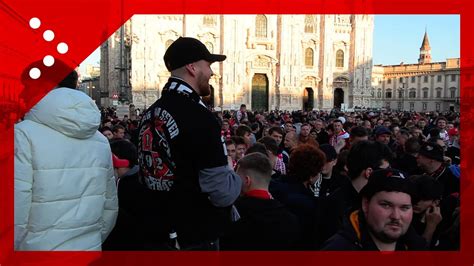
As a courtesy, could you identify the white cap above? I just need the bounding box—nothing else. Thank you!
[337,116,346,124]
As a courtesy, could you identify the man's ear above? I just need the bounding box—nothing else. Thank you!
[364,167,373,179]
[244,175,252,187]
[185,63,196,77]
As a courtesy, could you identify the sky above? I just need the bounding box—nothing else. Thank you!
[79,15,461,74]
[373,15,460,65]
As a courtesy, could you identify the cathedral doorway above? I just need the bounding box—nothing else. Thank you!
[251,74,269,111]
[334,88,344,109]
[202,85,215,108]
[303,87,314,111]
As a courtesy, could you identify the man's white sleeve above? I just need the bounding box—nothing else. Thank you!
[14,128,33,250]
[101,152,119,242]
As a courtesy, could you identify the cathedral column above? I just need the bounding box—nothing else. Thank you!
[318,16,325,109]
[275,15,282,110]
[219,15,225,108]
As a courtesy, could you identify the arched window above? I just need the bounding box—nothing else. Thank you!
[377,89,382,98]
[165,39,174,49]
[436,88,442,98]
[409,90,416,98]
[336,50,344,68]
[205,42,214,53]
[203,15,216,26]
[304,15,315,33]
[305,48,314,66]
[386,90,392,98]
[255,15,267,38]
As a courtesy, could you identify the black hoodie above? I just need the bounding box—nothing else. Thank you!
[322,210,427,251]
[220,196,300,250]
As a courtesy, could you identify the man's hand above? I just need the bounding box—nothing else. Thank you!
[334,138,346,154]
[425,205,443,228]
[227,155,234,169]
[443,156,452,165]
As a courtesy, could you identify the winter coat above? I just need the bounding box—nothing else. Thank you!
[322,210,427,251]
[102,165,166,250]
[220,196,300,250]
[14,88,118,250]
[270,177,321,249]
[318,181,360,245]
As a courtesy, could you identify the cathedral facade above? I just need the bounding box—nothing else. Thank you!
[101,15,374,111]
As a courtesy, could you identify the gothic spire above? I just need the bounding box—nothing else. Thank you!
[418,29,432,64]
[421,29,430,49]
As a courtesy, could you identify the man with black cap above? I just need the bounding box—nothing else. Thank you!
[374,126,392,146]
[322,169,427,251]
[416,142,459,198]
[410,175,445,248]
[137,37,241,250]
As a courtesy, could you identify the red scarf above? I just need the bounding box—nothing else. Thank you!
[221,129,231,140]
[244,189,273,200]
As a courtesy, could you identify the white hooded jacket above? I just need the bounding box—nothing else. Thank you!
[14,88,118,250]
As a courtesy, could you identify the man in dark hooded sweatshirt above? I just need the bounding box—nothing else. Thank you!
[322,169,427,251]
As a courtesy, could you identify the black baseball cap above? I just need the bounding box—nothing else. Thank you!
[360,168,417,204]
[375,126,391,136]
[418,142,444,162]
[163,37,226,71]
[410,175,443,201]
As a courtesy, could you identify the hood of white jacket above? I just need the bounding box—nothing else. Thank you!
[25,87,101,139]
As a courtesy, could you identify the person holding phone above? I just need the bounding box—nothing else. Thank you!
[410,175,444,248]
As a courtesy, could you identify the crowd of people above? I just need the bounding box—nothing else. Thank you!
[14,37,461,252]
[97,102,460,251]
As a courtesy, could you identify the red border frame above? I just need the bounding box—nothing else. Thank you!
[1,0,473,265]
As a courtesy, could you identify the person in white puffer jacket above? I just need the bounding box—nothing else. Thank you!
[14,66,118,251]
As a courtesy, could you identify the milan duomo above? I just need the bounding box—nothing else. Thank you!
[101,15,374,111]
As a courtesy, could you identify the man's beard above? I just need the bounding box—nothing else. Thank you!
[200,84,211,97]
[367,221,403,244]
[198,74,211,97]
